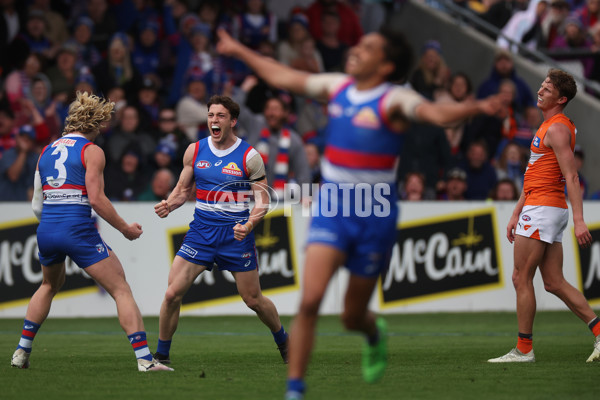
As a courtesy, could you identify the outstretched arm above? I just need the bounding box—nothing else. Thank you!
[85,145,143,240]
[216,29,311,96]
[154,143,196,218]
[414,95,502,127]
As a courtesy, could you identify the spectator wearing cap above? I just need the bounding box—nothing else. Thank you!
[315,11,349,73]
[74,69,97,95]
[476,49,536,114]
[175,74,209,142]
[0,124,39,201]
[68,16,102,70]
[93,33,143,102]
[135,74,163,131]
[278,13,324,71]
[132,20,163,77]
[22,9,55,58]
[29,0,69,48]
[409,39,451,100]
[439,167,468,201]
[231,0,277,50]
[305,0,363,47]
[149,140,179,178]
[549,16,595,77]
[166,16,213,106]
[460,140,498,200]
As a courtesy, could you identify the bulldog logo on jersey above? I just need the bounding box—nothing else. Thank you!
[352,107,380,129]
[222,162,243,177]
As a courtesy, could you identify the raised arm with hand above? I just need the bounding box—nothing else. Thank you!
[85,144,143,240]
[216,29,311,96]
[154,143,196,218]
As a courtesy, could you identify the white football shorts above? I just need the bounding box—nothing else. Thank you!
[515,205,568,244]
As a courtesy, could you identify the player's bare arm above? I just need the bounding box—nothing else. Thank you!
[414,94,502,127]
[507,191,526,244]
[233,152,269,241]
[216,28,310,96]
[85,144,142,240]
[154,143,196,218]
[545,122,592,248]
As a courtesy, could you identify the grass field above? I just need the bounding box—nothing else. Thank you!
[0,312,598,400]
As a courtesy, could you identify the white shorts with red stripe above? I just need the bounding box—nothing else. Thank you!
[516,205,568,244]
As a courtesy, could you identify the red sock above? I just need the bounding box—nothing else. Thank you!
[590,317,600,337]
[517,336,533,354]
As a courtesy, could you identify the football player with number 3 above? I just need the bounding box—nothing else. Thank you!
[10,92,172,372]
[216,27,502,399]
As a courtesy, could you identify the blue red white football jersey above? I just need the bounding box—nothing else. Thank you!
[38,134,94,221]
[192,137,259,225]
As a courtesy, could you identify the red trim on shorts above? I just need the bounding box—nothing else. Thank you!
[324,146,397,169]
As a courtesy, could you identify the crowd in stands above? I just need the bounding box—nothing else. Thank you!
[0,0,597,204]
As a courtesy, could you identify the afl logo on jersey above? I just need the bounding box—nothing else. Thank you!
[328,103,343,118]
[222,162,243,177]
[196,160,211,169]
[532,136,540,148]
[522,215,531,221]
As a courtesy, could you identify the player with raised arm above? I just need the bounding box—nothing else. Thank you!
[153,95,289,365]
[216,27,501,399]
[11,91,172,372]
[488,69,600,364]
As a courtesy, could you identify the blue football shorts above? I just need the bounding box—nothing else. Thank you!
[37,219,111,268]
[176,219,258,272]
[306,187,399,278]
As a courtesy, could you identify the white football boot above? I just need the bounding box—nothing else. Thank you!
[137,358,174,371]
[488,348,535,363]
[11,348,31,369]
[586,336,600,362]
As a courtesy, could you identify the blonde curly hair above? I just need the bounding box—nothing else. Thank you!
[63,91,115,136]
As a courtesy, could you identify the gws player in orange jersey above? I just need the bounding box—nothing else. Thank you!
[488,69,600,363]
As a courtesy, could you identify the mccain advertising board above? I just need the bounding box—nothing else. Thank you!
[167,209,298,310]
[0,218,97,309]
[575,223,600,303]
[379,208,504,307]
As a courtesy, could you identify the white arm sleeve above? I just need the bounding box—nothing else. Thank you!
[304,73,348,100]
[32,170,43,221]
[383,86,426,121]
